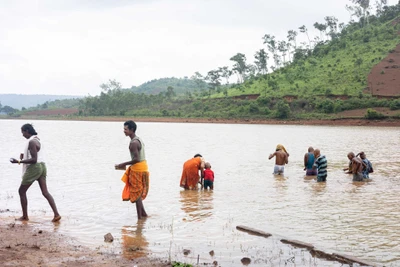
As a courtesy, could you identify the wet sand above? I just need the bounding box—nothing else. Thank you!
[0,218,169,267]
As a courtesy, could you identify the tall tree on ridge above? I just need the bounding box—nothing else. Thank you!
[299,25,311,49]
[351,0,371,26]
[278,41,288,65]
[218,66,232,84]
[230,53,247,83]
[262,34,278,69]
[254,49,268,75]
[313,22,327,41]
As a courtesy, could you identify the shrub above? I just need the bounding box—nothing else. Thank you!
[365,108,385,119]
[317,99,335,113]
[275,100,291,118]
[389,99,400,110]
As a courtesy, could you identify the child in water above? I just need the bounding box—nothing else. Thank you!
[203,162,214,190]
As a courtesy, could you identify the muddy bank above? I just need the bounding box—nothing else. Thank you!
[0,219,169,267]
[367,43,400,97]
[9,114,400,127]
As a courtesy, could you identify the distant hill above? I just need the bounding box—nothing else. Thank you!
[129,77,207,95]
[0,94,83,109]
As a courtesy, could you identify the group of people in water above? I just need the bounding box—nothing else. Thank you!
[9,121,374,222]
[268,144,373,182]
[268,144,327,182]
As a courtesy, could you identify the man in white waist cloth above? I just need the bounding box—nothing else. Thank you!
[269,144,289,175]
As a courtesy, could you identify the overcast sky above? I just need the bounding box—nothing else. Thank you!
[0,0,397,96]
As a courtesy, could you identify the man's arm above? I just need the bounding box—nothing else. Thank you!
[268,152,276,160]
[312,158,318,170]
[304,153,308,168]
[199,159,205,178]
[116,140,141,168]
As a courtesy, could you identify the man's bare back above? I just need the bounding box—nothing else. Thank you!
[269,150,288,165]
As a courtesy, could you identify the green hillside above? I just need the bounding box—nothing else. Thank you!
[9,2,400,120]
[129,77,208,95]
[215,16,400,98]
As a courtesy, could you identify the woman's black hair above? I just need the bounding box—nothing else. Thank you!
[21,123,38,135]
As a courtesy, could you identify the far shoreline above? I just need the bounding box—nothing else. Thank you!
[2,115,400,127]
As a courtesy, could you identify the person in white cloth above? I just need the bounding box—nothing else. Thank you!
[10,123,61,222]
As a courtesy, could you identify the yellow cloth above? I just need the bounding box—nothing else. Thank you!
[121,161,149,202]
[121,160,148,183]
[276,144,288,154]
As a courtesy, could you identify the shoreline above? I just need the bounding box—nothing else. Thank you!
[0,217,169,266]
[4,115,400,127]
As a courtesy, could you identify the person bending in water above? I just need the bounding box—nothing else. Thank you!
[10,123,61,222]
[343,161,353,174]
[269,144,289,175]
[304,146,317,176]
[347,152,364,182]
[180,154,205,190]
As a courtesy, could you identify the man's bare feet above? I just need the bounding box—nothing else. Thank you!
[16,216,29,221]
[52,215,61,222]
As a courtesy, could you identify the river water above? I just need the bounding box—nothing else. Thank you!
[0,119,399,266]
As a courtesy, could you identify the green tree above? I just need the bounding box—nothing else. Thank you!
[100,79,121,93]
[313,22,328,41]
[230,53,247,83]
[324,16,338,37]
[299,25,311,48]
[375,0,388,18]
[262,34,278,68]
[191,71,205,91]
[2,105,17,115]
[278,40,288,65]
[206,69,222,94]
[218,66,232,84]
[351,0,371,26]
[287,30,298,49]
[254,49,268,75]
[166,86,176,99]
[275,100,291,118]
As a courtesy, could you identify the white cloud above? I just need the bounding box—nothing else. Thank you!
[0,0,397,95]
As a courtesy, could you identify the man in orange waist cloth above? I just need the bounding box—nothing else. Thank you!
[115,120,149,219]
[180,154,205,190]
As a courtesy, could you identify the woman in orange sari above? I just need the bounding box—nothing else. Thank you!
[180,154,205,190]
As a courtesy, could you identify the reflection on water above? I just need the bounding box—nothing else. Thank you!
[311,181,327,195]
[1,120,399,266]
[180,190,213,222]
[121,219,149,259]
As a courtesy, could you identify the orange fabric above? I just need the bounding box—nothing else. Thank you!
[121,161,149,203]
[180,157,202,190]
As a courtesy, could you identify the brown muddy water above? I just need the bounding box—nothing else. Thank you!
[0,119,399,266]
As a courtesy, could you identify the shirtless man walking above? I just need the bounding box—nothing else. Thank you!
[269,144,289,175]
[347,152,364,182]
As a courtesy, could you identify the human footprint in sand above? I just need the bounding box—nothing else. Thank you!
[10,123,61,222]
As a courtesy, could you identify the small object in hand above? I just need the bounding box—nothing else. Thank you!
[115,164,126,170]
